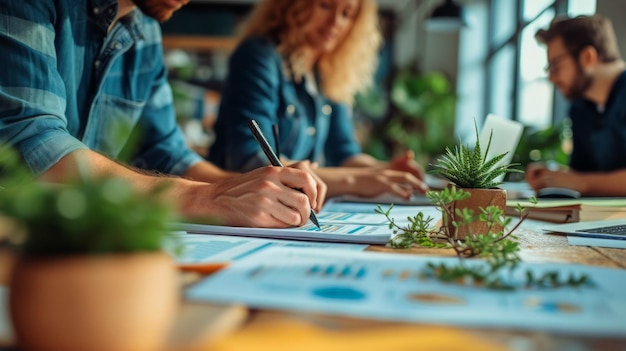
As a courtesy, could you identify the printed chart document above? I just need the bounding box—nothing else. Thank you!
[167,233,368,264]
[322,200,442,223]
[186,247,626,336]
[172,222,392,244]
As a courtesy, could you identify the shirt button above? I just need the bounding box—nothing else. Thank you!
[322,104,332,115]
[306,127,316,136]
[286,104,296,115]
[94,60,101,68]
[113,43,122,49]
[93,7,101,14]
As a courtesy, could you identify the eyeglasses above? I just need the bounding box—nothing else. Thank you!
[544,54,572,74]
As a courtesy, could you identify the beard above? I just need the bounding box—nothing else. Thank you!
[563,64,593,100]
[132,0,188,22]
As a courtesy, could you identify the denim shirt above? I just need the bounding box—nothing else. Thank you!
[568,70,626,172]
[0,0,202,176]
[208,36,361,172]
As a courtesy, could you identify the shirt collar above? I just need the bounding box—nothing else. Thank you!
[604,70,626,110]
[89,0,118,31]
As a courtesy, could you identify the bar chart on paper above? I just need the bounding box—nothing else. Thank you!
[186,247,626,336]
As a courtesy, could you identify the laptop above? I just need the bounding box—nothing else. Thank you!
[543,219,626,239]
[478,114,524,183]
[476,114,536,199]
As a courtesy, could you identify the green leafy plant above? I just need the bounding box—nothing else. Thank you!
[431,122,524,189]
[508,120,570,181]
[0,146,176,256]
[375,187,590,290]
[355,69,456,164]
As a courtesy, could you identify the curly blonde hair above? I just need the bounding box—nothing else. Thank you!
[242,0,382,104]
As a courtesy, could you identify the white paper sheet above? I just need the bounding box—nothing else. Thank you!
[167,233,368,264]
[567,235,626,249]
[171,222,392,244]
[187,247,626,336]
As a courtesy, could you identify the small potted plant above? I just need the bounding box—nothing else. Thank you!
[0,147,179,351]
[430,123,523,239]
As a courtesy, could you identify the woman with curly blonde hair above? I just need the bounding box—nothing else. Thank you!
[208,0,428,201]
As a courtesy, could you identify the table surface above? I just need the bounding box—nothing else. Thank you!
[1,218,625,351]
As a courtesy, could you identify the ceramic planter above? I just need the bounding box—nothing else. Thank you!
[444,188,507,240]
[9,252,178,351]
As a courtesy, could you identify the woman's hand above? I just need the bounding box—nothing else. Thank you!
[316,167,428,199]
[388,150,425,181]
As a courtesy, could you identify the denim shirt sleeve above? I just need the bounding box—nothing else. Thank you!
[323,102,362,166]
[208,37,282,172]
[127,62,204,176]
[0,3,88,176]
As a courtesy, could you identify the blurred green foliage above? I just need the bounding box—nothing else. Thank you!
[508,119,571,180]
[356,70,456,164]
[0,146,176,256]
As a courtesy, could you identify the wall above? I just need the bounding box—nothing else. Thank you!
[596,0,626,59]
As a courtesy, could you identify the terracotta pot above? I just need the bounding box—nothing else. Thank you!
[9,252,178,351]
[444,188,507,240]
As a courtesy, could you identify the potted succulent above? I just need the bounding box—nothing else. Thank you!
[430,123,523,239]
[0,147,179,351]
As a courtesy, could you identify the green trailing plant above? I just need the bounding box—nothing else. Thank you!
[375,187,591,290]
[0,146,177,256]
[431,122,523,189]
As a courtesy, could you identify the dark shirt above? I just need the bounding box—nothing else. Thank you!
[568,70,626,172]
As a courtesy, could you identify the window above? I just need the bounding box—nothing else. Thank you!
[484,0,597,128]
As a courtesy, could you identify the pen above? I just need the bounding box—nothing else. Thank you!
[248,119,321,228]
[272,124,281,159]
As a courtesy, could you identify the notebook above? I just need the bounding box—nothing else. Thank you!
[171,222,392,244]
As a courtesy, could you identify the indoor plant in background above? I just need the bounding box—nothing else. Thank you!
[355,69,456,165]
[0,147,179,351]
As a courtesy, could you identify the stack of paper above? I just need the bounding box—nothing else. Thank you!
[506,198,626,223]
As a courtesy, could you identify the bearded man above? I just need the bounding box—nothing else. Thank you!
[526,14,626,196]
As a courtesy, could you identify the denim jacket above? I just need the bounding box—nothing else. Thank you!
[208,36,361,172]
[0,0,202,176]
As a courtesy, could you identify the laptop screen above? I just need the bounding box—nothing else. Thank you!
[478,114,524,182]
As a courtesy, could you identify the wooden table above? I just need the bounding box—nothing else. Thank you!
[1,219,625,350]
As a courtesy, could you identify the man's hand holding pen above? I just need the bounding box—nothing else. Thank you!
[200,166,319,228]
[248,119,322,228]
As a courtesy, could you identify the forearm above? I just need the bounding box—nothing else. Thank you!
[38,149,178,192]
[183,161,239,183]
[314,167,358,197]
[577,170,626,196]
[37,149,221,219]
[340,154,384,168]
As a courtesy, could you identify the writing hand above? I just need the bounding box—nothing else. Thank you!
[198,166,318,228]
[288,160,327,212]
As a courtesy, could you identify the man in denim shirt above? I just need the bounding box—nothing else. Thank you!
[0,0,322,228]
[526,15,626,196]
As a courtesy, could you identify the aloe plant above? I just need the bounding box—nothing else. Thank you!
[430,122,523,188]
